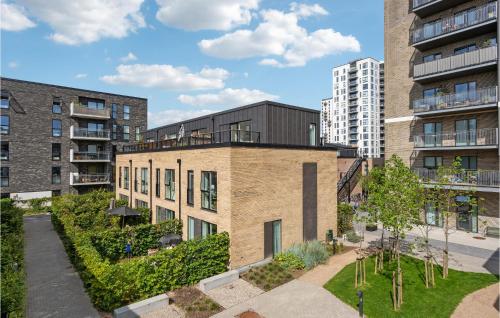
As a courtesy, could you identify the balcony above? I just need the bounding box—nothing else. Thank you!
[413,86,498,116]
[412,0,471,18]
[413,46,497,83]
[70,102,110,119]
[70,173,110,186]
[70,126,110,140]
[414,128,499,150]
[411,2,497,50]
[414,168,500,192]
[70,149,111,162]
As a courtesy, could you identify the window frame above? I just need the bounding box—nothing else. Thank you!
[0,95,9,109]
[52,119,62,137]
[165,169,175,201]
[1,167,9,187]
[123,105,130,120]
[52,101,62,114]
[52,143,61,161]
[156,206,175,223]
[155,168,161,198]
[187,170,194,206]
[118,167,122,188]
[201,171,217,211]
[1,115,10,135]
[124,167,129,190]
[111,103,118,119]
[51,166,61,185]
[140,167,148,194]
[134,167,138,192]
[123,125,130,141]
[1,141,9,161]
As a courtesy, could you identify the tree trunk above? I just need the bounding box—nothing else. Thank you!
[443,214,449,278]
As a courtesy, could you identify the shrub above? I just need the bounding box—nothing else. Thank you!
[366,223,378,232]
[274,252,305,270]
[338,202,354,235]
[286,240,329,270]
[27,197,51,214]
[1,199,25,317]
[345,230,361,243]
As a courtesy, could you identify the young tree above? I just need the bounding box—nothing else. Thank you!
[364,155,424,308]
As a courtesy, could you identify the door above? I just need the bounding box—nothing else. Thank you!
[455,119,476,146]
[424,122,442,147]
[456,196,478,233]
[264,220,282,258]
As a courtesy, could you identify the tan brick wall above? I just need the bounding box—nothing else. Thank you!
[115,146,338,268]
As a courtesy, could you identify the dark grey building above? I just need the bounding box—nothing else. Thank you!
[0,77,147,199]
[141,101,320,147]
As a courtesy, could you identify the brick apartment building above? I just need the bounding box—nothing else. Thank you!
[384,0,499,232]
[0,77,147,199]
[115,102,338,268]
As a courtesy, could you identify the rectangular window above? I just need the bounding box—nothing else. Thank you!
[454,44,477,55]
[1,142,9,161]
[187,170,194,205]
[112,124,117,140]
[187,216,217,239]
[134,167,138,192]
[1,167,9,187]
[425,203,442,227]
[308,123,317,146]
[188,217,195,240]
[111,103,118,119]
[52,119,62,137]
[1,115,9,135]
[423,122,442,147]
[155,168,161,197]
[457,156,477,170]
[165,169,175,201]
[456,196,478,233]
[141,168,148,194]
[0,95,9,109]
[124,167,129,190]
[52,190,61,197]
[455,82,477,103]
[52,100,62,114]
[455,119,476,146]
[201,220,217,238]
[123,105,130,120]
[118,167,122,188]
[123,125,130,141]
[156,206,175,223]
[424,156,442,169]
[201,171,217,211]
[423,53,441,63]
[52,167,61,184]
[135,199,148,209]
[135,126,141,142]
[52,143,61,161]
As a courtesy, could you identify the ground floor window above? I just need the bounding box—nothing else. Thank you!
[156,206,175,223]
[425,203,442,227]
[119,194,129,204]
[135,199,148,209]
[456,196,478,233]
[188,216,217,240]
[264,219,282,258]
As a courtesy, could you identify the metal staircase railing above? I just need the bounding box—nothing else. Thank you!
[337,157,363,195]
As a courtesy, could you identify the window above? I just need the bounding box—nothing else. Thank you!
[454,44,477,55]
[135,199,148,209]
[0,95,9,109]
[308,123,317,146]
[1,167,9,187]
[52,190,61,197]
[202,220,217,238]
[230,121,251,142]
[85,99,104,109]
[424,156,442,169]
[119,194,129,204]
[425,203,442,227]
[52,167,61,184]
[1,142,8,161]
[187,216,217,239]
[201,171,217,211]
[155,168,160,197]
[112,125,117,140]
[456,196,478,233]
[156,206,175,223]
[1,115,9,135]
[455,119,476,146]
[124,167,129,189]
[187,170,194,205]
[423,122,442,147]
[165,169,175,201]
[455,82,477,102]
[52,143,61,161]
[52,119,62,137]
[140,168,148,194]
[457,156,477,170]
[123,105,130,120]
[134,167,138,192]
[135,126,141,142]
[423,53,442,63]
[112,103,118,119]
[123,125,130,141]
[52,100,62,114]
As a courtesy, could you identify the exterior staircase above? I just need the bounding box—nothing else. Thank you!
[337,157,364,203]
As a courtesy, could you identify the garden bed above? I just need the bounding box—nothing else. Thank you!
[241,262,300,291]
[168,287,223,318]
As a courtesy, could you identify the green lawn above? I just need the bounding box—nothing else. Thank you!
[324,254,498,318]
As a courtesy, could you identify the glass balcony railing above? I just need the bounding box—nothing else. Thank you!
[70,173,110,185]
[414,168,500,188]
[413,86,497,114]
[70,126,110,139]
[70,102,110,118]
[70,150,111,162]
[411,2,497,44]
[414,128,498,148]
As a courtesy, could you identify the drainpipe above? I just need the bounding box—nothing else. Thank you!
[177,159,182,222]
[149,159,153,223]
[129,159,132,207]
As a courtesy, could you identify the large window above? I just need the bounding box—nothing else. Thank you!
[457,156,477,170]
[187,170,194,205]
[187,216,217,240]
[155,169,161,197]
[123,105,130,120]
[141,168,148,194]
[134,167,138,192]
[0,95,9,109]
[455,119,476,146]
[52,167,61,184]
[1,167,9,187]
[230,121,251,142]
[124,167,129,189]
[1,115,9,134]
[1,142,9,161]
[455,82,477,103]
[423,122,442,147]
[308,123,317,146]
[123,125,130,141]
[156,206,175,223]
[165,169,175,201]
[201,171,217,211]
[52,143,61,161]
[52,119,62,137]
[424,156,442,169]
[85,99,104,109]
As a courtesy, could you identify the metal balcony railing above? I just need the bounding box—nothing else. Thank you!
[71,150,111,161]
[414,168,500,188]
[413,86,498,113]
[411,2,497,44]
[70,102,110,118]
[414,128,498,148]
[71,126,110,139]
[70,173,110,185]
[414,46,497,79]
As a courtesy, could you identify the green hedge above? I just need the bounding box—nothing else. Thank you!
[51,191,230,311]
[1,199,25,317]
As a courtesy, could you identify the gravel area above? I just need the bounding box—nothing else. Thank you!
[204,279,264,309]
[140,304,183,318]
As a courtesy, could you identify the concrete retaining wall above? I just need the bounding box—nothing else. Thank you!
[113,294,168,318]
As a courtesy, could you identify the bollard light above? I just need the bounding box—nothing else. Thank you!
[357,290,364,317]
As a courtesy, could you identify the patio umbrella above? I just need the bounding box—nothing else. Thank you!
[158,233,182,247]
[107,206,142,227]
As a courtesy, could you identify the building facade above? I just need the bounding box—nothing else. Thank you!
[384,0,499,232]
[116,102,337,268]
[0,77,147,199]
[321,57,384,158]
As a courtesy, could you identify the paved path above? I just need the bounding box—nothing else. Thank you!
[452,283,500,318]
[24,214,99,318]
[299,249,358,286]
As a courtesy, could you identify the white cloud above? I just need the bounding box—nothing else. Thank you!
[156,0,259,31]
[0,2,36,31]
[199,3,360,67]
[75,73,87,79]
[120,52,137,62]
[148,109,215,128]
[100,64,230,90]
[178,88,279,107]
[8,61,19,69]
[16,0,145,45]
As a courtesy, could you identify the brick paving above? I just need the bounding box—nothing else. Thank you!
[24,214,99,318]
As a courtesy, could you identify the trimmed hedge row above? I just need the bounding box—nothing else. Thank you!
[1,199,25,317]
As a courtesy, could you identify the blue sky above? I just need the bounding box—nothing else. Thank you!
[1,0,383,128]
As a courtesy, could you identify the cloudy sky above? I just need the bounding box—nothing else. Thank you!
[1,0,383,128]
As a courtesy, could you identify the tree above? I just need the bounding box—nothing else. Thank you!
[364,155,424,309]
